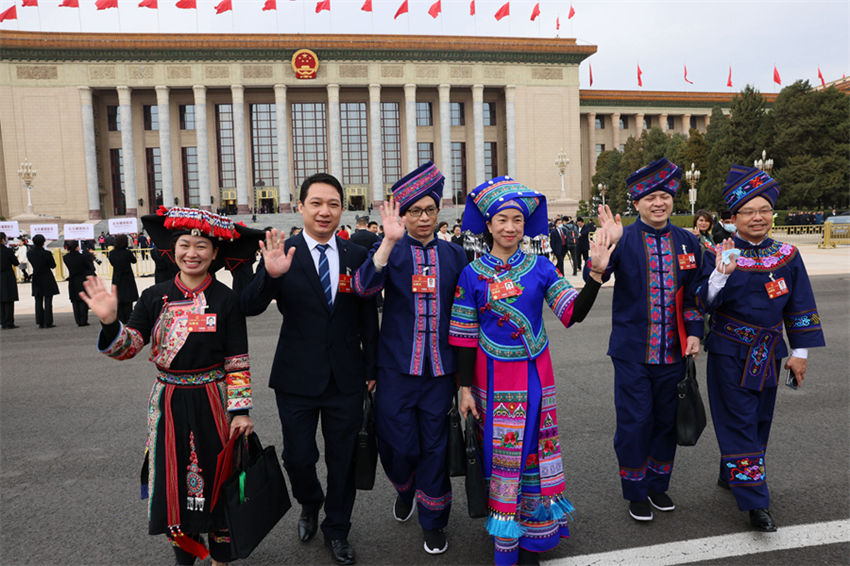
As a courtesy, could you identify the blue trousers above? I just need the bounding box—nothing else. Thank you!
[611,357,682,501]
[374,367,454,530]
[707,353,778,511]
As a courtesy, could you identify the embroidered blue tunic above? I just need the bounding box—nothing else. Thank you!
[584,218,706,363]
[698,236,825,389]
[354,234,468,376]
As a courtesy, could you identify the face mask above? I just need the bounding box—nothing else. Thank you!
[723,223,736,233]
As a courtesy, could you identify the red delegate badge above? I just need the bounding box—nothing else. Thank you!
[490,280,522,300]
[412,274,437,293]
[186,313,217,332]
[338,273,353,294]
[678,253,697,270]
[765,277,789,299]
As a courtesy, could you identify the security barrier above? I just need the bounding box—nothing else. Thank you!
[770,225,824,246]
[821,222,850,248]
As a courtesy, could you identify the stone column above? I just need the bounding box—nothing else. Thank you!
[155,86,175,209]
[611,112,621,152]
[438,84,452,204]
[369,84,384,206]
[704,113,711,128]
[504,85,517,177]
[327,84,342,183]
[633,112,644,139]
[231,85,250,214]
[117,86,137,217]
[193,85,212,211]
[586,112,596,176]
[660,112,669,133]
[274,85,292,212]
[79,87,101,219]
[472,84,485,187]
[404,83,417,171]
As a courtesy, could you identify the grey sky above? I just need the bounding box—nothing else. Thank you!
[3,0,848,92]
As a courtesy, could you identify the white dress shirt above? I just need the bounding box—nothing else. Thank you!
[302,230,340,304]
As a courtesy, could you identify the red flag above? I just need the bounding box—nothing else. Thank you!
[684,64,694,85]
[176,0,196,9]
[0,5,16,21]
[494,1,509,20]
[59,0,79,7]
[23,0,39,6]
[214,0,231,13]
[315,0,330,13]
[469,0,475,15]
[727,66,733,87]
[637,64,643,87]
[96,0,117,9]
[361,0,371,12]
[428,0,440,18]
[817,67,825,87]
[394,0,407,19]
[773,66,781,85]
[589,63,593,86]
[556,16,559,30]
[262,0,275,10]
[568,4,575,19]
[530,2,540,21]
[139,0,158,8]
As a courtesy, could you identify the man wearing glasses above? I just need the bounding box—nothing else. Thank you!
[697,165,825,532]
[353,162,468,555]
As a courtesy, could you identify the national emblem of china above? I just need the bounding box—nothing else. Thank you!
[291,49,319,80]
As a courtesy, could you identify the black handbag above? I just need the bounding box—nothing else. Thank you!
[676,355,707,446]
[219,433,291,559]
[354,389,379,490]
[447,394,466,477]
[464,414,489,518]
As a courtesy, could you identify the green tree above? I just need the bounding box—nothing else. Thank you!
[591,149,623,213]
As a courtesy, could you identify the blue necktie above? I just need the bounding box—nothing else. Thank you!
[316,243,332,307]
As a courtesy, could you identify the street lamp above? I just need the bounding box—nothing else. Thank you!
[554,148,569,200]
[684,162,701,216]
[597,183,608,207]
[17,158,37,215]
[754,149,774,173]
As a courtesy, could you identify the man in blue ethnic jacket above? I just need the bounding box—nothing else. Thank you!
[697,165,825,533]
[584,158,706,523]
[353,162,467,556]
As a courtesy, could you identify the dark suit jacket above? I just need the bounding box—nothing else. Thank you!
[63,250,96,298]
[349,229,379,251]
[241,233,378,397]
[109,248,139,302]
[0,244,19,302]
[27,246,59,297]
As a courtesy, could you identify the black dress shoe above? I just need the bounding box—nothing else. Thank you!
[749,508,777,532]
[298,508,319,542]
[325,537,356,565]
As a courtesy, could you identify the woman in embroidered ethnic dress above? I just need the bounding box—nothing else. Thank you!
[449,177,614,566]
[80,207,262,565]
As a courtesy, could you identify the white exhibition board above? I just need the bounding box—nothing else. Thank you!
[108,217,139,235]
[30,224,60,240]
[0,221,20,238]
[64,223,95,240]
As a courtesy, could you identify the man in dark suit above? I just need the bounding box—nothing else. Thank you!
[549,218,565,274]
[349,215,379,251]
[0,232,20,329]
[27,234,59,328]
[241,173,378,565]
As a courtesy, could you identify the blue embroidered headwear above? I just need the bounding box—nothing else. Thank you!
[462,176,548,238]
[391,161,444,214]
[722,165,780,213]
[627,158,682,201]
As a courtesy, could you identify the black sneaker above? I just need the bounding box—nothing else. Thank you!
[393,495,414,522]
[648,491,676,511]
[422,528,448,555]
[628,500,654,521]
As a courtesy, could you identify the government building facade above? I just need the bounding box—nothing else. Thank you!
[1,32,740,221]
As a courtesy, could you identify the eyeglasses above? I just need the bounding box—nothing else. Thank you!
[736,207,774,219]
[406,206,439,218]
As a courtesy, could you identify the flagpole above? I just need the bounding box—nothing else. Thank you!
[117,1,122,34]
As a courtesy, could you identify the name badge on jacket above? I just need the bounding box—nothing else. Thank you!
[412,274,437,293]
[678,253,697,270]
[186,313,216,332]
[490,280,521,300]
[765,278,789,299]
[339,273,354,294]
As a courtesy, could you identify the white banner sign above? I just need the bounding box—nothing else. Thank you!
[64,223,95,240]
[0,221,20,238]
[30,223,60,240]
[108,217,139,235]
